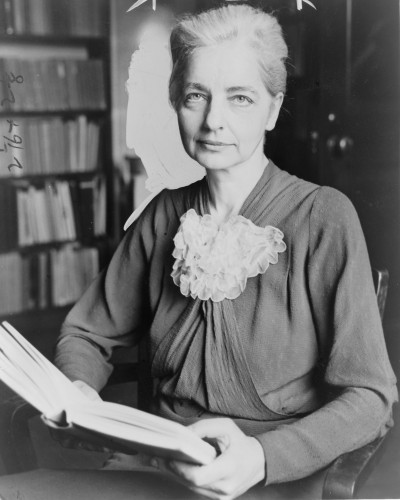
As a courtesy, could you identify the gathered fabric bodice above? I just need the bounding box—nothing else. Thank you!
[148,166,322,426]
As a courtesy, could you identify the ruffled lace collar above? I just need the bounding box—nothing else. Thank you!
[171,209,286,302]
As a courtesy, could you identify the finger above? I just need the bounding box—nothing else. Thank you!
[151,457,196,479]
[188,485,232,500]
[171,451,235,487]
[189,480,250,500]
[185,464,260,500]
[189,418,241,440]
[150,458,199,489]
[188,419,242,454]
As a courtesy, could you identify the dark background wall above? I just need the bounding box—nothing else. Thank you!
[111,0,400,377]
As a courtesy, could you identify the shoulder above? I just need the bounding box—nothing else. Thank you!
[308,186,366,256]
[266,163,320,213]
[311,186,360,230]
[126,178,205,236]
[153,178,205,222]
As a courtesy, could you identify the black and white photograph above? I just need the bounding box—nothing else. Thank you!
[0,0,399,498]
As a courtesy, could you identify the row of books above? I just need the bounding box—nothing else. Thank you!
[0,115,102,177]
[50,244,100,307]
[0,177,106,250]
[0,58,106,111]
[0,244,100,316]
[0,0,107,37]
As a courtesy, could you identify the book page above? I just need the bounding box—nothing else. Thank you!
[0,321,216,464]
[58,400,217,465]
[0,322,87,418]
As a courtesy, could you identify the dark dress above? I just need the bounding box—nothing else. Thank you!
[54,162,397,484]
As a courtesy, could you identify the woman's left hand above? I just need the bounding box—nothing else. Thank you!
[151,418,265,500]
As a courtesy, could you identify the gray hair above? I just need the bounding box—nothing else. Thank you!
[169,4,288,109]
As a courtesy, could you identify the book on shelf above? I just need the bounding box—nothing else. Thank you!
[76,176,107,240]
[0,321,217,465]
[0,183,18,251]
[24,251,49,311]
[2,0,13,36]
[0,253,23,315]
[4,177,105,247]
[50,244,99,306]
[0,57,106,112]
[0,116,101,177]
[0,245,99,316]
[0,0,107,37]
[20,251,49,311]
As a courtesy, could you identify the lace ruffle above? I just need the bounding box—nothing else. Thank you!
[171,209,286,302]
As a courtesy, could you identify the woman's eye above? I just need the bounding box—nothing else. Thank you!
[231,95,253,105]
[185,93,206,103]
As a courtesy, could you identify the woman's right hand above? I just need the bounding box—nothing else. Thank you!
[50,380,109,452]
[152,418,266,499]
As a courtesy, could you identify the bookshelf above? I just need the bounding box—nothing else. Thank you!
[0,0,113,335]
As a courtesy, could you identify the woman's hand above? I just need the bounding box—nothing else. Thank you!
[151,418,266,500]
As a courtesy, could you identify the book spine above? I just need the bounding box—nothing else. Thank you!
[94,176,106,236]
[77,179,95,242]
[27,252,38,309]
[0,1,6,34]
[77,115,87,171]
[4,0,14,35]
[12,0,26,34]
[60,181,77,241]
[38,251,49,309]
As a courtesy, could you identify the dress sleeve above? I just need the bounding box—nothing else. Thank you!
[54,198,159,393]
[255,187,398,485]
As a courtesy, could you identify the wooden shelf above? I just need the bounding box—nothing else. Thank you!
[0,235,109,256]
[0,34,108,46]
[0,169,103,183]
[0,109,108,118]
[0,34,109,59]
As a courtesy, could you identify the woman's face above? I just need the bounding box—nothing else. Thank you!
[177,41,283,172]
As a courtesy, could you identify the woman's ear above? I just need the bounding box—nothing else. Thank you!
[265,92,284,132]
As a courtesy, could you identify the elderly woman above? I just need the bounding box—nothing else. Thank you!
[1,4,396,500]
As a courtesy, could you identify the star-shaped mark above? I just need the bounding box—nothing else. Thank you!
[127,0,156,12]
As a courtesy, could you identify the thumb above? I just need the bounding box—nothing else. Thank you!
[188,418,242,452]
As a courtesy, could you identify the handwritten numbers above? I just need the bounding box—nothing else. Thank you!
[0,73,25,173]
[7,119,20,133]
[2,134,24,151]
[0,72,24,107]
[0,120,24,172]
[7,156,23,173]
[1,120,23,154]
[7,72,24,85]
[0,85,15,107]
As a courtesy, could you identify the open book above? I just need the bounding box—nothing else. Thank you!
[0,321,216,465]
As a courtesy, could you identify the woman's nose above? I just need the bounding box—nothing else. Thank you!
[203,98,225,130]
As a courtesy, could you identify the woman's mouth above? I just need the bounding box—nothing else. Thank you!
[198,140,233,150]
